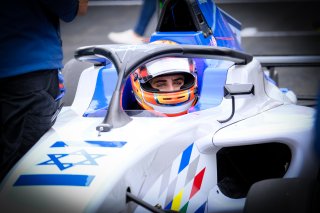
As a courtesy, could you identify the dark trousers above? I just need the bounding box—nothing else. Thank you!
[0,70,60,182]
[134,0,157,36]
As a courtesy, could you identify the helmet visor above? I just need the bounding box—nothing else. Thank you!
[141,72,195,93]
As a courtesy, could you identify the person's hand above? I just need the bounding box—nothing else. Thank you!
[78,0,88,16]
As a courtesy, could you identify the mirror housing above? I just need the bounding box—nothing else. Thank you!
[218,84,254,123]
[224,84,255,99]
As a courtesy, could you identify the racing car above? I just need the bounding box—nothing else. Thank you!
[0,0,319,212]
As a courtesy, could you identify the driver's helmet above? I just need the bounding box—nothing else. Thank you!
[130,57,198,116]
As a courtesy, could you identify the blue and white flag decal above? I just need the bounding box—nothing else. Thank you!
[50,140,127,148]
[14,174,94,186]
[38,150,105,171]
[85,140,127,147]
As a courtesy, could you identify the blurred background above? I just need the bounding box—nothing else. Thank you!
[60,0,320,106]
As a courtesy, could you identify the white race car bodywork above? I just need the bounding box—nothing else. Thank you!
[0,49,317,213]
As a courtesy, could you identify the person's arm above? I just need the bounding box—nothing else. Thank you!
[78,0,89,16]
[40,0,83,22]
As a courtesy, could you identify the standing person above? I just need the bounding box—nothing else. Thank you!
[0,0,88,182]
[108,0,157,44]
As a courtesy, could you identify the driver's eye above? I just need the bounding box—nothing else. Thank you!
[173,80,184,86]
[154,82,167,88]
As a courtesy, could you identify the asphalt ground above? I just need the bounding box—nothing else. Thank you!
[60,1,320,106]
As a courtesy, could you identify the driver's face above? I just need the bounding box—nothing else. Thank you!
[150,74,185,92]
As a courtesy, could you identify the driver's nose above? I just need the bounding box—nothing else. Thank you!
[167,83,175,91]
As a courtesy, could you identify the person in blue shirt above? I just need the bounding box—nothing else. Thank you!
[0,0,88,182]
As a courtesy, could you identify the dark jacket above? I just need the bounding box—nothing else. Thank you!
[0,0,79,78]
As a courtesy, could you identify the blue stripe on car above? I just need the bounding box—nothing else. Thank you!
[14,174,95,187]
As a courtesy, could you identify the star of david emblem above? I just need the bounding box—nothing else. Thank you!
[38,150,105,171]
